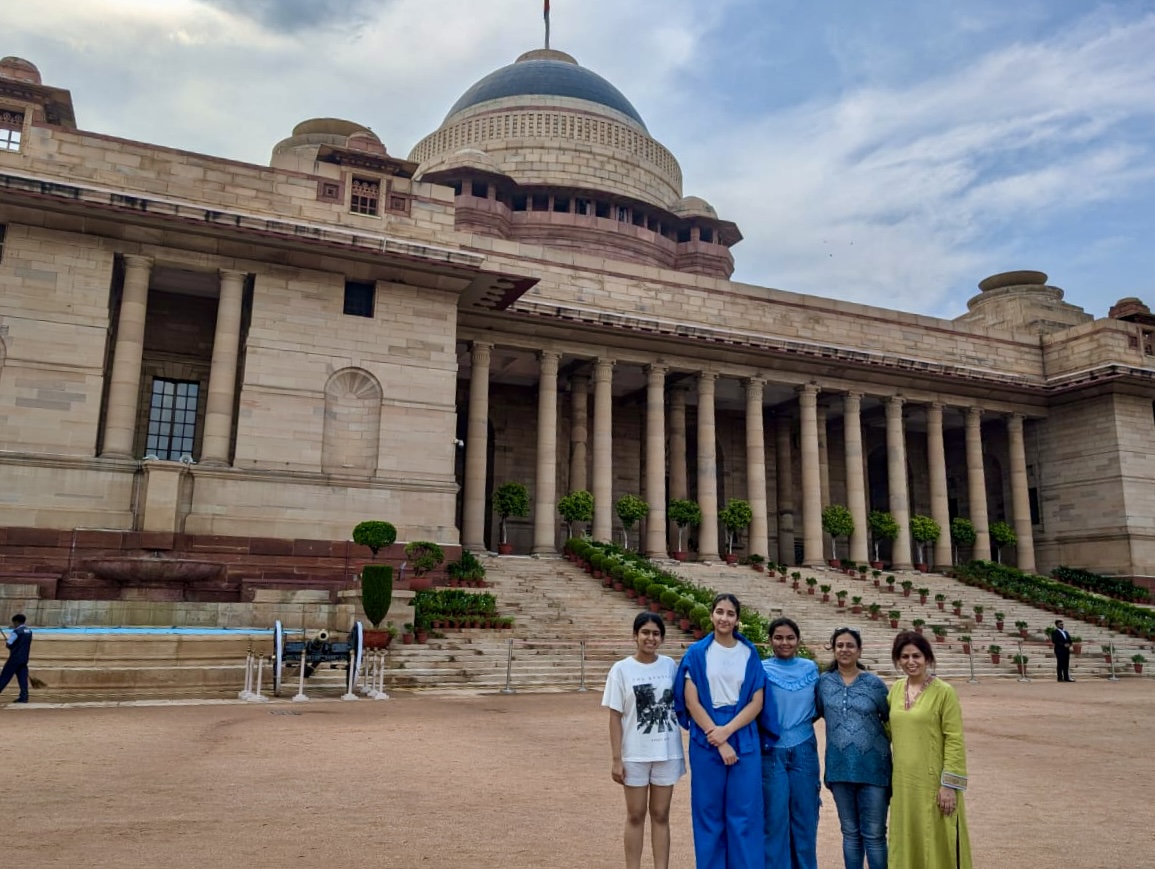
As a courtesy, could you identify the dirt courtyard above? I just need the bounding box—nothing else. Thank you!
[2,679,1152,868]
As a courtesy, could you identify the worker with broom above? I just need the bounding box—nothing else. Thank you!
[0,613,33,703]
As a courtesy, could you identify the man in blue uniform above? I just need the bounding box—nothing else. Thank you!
[0,613,32,703]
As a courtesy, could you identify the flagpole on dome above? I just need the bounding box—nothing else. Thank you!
[544,0,551,50]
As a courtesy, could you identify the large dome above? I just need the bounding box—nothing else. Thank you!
[445,49,647,131]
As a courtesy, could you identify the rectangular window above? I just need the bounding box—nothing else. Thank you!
[343,279,375,318]
[1028,487,1041,525]
[146,379,200,461]
[350,177,380,216]
[0,110,22,153]
[471,181,488,198]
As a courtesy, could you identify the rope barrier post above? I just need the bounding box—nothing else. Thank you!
[249,655,269,702]
[501,638,517,695]
[967,641,978,684]
[577,640,589,692]
[1108,639,1119,682]
[238,651,253,700]
[342,650,359,700]
[374,651,390,700]
[292,648,309,702]
[1016,640,1030,683]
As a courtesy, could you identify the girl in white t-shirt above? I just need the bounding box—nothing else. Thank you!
[602,612,686,869]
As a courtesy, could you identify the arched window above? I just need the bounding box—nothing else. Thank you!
[321,368,382,476]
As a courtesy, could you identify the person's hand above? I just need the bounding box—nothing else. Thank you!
[611,760,624,785]
[937,786,957,816]
[706,723,732,747]
[717,742,738,766]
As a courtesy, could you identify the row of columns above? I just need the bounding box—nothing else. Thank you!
[100,254,245,466]
[459,345,1037,573]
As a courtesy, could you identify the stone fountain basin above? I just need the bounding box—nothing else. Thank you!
[85,558,224,585]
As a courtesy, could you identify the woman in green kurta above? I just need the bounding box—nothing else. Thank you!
[887,631,972,869]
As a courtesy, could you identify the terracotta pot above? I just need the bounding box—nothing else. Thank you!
[914,626,924,634]
[602,576,614,588]
[837,599,846,608]
[807,587,815,595]
[937,601,945,610]
[414,630,428,644]
[919,595,928,604]
[664,610,676,623]
[1017,664,1028,676]
[1104,655,1113,664]
[996,622,1005,631]
[613,582,624,592]
[821,594,830,603]
[990,654,1000,664]
[935,634,944,643]
[497,543,514,556]
[1019,630,1029,639]
[1135,664,1144,674]
[402,633,414,645]
[779,576,787,583]
[792,581,800,590]
[363,629,393,650]
[889,619,899,629]
[870,612,880,621]
[593,570,603,579]
[649,602,662,613]
[953,608,962,616]
[851,606,863,614]
[626,588,637,598]
[672,551,688,562]
[915,563,929,573]
[725,554,738,565]
[870,561,883,570]
[753,563,764,572]
[975,614,984,623]
[692,628,706,640]
[1072,644,1082,655]
[679,618,691,632]
[828,559,840,568]
[962,643,971,655]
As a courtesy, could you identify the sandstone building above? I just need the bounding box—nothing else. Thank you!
[1,50,1153,599]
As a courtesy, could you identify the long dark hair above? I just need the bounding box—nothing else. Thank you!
[825,626,865,673]
[711,593,741,617]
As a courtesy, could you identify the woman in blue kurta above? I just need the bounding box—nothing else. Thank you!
[816,627,891,869]
[761,617,820,869]
[674,593,777,869]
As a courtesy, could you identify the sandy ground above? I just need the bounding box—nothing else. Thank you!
[2,679,1152,869]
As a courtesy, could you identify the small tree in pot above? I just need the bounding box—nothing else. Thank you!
[353,520,397,559]
[868,510,898,567]
[615,494,649,550]
[821,505,855,565]
[989,520,1017,564]
[909,514,941,571]
[557,489,594,540]
[404,541,444,591]
[361,564,394,645]
[719,499,753,562]
[492,482,530,555]
[950,517,976,565]
[667,499,701,560]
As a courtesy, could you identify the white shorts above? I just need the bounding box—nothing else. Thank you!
[622,758,686,787]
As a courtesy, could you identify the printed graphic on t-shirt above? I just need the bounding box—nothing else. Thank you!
[633,683,676,734]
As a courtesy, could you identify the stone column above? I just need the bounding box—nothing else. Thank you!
[199,269,246,465]
[532,351,561,554]
[644,364,668,558]
[776,414,795,564]
[926,403,953,569]
[667,386,688,552]
[843,392,869,565]
[101,254,153,457]
[817,404,831,509]
[1007,413,1036,572]
[592,357,615,543]
[798,384,824,566]
[745,377,769,560]
[462,342,492,551]
[569,375,589,494]
[696,372,720,561]
[886,396,913,569]
[965,406,991,561]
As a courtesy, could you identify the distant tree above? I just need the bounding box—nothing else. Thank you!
[821,505,855,561]
[989,521,1017,564]
[667,499,702,552]
[615,495,649,549]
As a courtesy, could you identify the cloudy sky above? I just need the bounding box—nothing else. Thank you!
[6,0,1155,318]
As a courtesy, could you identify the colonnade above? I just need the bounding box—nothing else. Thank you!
[459,343,1037,572]
[100,254,245,465]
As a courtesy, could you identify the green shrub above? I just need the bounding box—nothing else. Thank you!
[361,564,393,628]
[821,505,854,561]
[558,490,594,537]
[353,521,397,557]
[493,482,531,545]
[405,541,445,577]
[615,494,649,549]
[667,499,702,552]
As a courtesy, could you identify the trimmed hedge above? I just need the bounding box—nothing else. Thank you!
[1051,565,1148,603]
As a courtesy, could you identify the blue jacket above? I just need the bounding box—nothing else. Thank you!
[5,624,31,667]
[674,632,780,756]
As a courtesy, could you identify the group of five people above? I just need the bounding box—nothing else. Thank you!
[603,594,971,869]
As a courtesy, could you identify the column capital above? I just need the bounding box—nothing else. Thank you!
[844,392,862,412]
[746,374,767,388]
[123,253,154,271]
[797,382,820,397]
[471,341,493,363]
[594,357,615,382]
[966,405,984,424]
[538,350,561,375]
[698,370,718,394]
[1007,412,1025,430]
[646,362,669,382]
[697,368,718,383]
[218,268,247,283]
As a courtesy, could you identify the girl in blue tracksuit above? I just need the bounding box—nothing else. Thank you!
[675,594,779,869]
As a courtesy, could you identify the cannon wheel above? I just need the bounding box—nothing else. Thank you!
[348,621,364,694]
[273,620,284,697]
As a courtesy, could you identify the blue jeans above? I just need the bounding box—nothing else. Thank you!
[828,782,888,869]
[761,736,820,869]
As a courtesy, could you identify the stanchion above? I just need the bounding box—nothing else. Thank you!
[1108,639,1120,682]
[341,650,359,700]
[292,648,309,702]
[967,642,978,684]
[248,655,270,702]
[577,640,589,692]
[371,651,390,700]
[1016,640,1030,683]
[500,638,516,694]
[238,651,254,700]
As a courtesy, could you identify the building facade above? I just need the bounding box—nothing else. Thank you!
[1,51,1154,599]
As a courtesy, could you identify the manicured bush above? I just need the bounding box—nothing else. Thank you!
[404,541,445,577]
[1051,566,1147,602]
[353,521,397,557]
[558,490,594,537]
[821,505,854,561]
[868,510,899,562]
[615,494,649,549]
[667,499,702,552]
[361,564,393,628]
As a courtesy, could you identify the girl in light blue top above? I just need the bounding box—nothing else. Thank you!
[761,617,820,869]
[816,627,891,869]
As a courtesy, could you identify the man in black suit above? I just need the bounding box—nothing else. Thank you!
[1053,619,1074,682]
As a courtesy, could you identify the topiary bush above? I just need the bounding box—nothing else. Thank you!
[821,505,854,561]
[353,520,397,557]
[361,564,393,628]
[557,490,594,538]
[615,494,649,549]
[405,541,445,577]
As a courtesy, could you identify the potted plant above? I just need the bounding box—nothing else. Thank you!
[615,494,649,550]
[990,520,1017,564]
[973,604,984,624]
[353,520,398,559]
[960,634,972,655]
[821,505,855,567]
[888,609,902,629]
[1132,653,1146,674]
[850,595,863,614]
[909,514,941,572]
[868,602,882,621]
[868,510,898,568]
[492,482,530,555]
[804,576,818,595]
[871,569,882,584]
[951,599,964,617]
[950,517,976,565]
[660,589,680,622]
[791,571,802,590]
[932,624,947,643]
[558,489,594,540]
[1071,635,1083,655]
[1014,619,1029,639]
[885,575,896,593]
[912,618,926,634]
[401,622,415,644]
[1012,653,1029,676]
[858,564,869,580]
[690,604,710,640]
[719,499,753,563]
[900,579,914,598]
[1101,644,1113,664]
[835,589,848,608]
[819,583,832,602]
[995,611,1006,631]
[404,540,445,591]
[750,554,766,572]
[935,592,946,611]
[666,498,700,560]
[446,550,486,587]
[360,563,394,647]
[988,644,1002,664]
[675,597,696,632]
[917,587,929,604]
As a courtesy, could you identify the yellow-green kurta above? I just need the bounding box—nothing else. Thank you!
[887,677,972,869]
